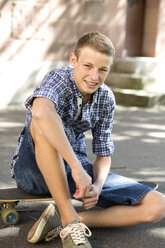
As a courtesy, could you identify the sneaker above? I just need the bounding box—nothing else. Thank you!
[60,220,92,248]
[27,203,62,243]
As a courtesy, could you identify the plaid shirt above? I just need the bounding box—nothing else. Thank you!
[11,67,115,176]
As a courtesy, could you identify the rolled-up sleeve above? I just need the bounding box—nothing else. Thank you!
[24,71,61,111]
[25,86,59,110]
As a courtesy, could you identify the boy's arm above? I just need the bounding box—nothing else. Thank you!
[93,155,111,193]
[82,155,111,209]
[31,97,92,198]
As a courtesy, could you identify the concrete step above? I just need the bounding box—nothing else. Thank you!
[111,57,160,75]
[106,57,165,107]
[111,88,165,108]
[106,72,156,90]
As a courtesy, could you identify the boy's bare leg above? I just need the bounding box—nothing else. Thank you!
[79,191,165,227]
[30,120,79,227]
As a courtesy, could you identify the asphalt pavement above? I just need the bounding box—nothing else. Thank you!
[0,105,165,248]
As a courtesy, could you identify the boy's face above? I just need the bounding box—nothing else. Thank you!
[70,46,113,97]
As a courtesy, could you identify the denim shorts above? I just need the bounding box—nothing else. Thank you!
[14,125,153,208]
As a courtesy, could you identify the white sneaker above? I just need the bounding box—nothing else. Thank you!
[60,220,92,248]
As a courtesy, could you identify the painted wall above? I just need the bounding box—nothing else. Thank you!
[0,0,127,62]
[0,0,128,108]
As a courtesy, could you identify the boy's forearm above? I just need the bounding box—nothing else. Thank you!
[93,155,111,193]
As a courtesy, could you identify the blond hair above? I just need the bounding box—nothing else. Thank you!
[74,31,115,59]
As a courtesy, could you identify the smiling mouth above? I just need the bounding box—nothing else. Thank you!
[84,80,98,87]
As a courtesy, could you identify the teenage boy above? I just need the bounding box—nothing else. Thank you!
[11,32,165,248]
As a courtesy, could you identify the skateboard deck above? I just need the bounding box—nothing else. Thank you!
[0,181,158,226]
[0,187,52,226]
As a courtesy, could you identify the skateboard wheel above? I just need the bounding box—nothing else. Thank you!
[1,208,19,226]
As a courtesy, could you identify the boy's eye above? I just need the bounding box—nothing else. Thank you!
[100,68,108,72]
[84,64,91,68]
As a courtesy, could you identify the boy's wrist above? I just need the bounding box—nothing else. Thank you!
[93,181,103,195]
[70,160,82,170]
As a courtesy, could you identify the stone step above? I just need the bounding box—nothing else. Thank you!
[111,88,165,108]
[111,57,160,75]
[105,72,156,90]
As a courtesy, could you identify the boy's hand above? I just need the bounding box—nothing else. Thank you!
[82,184,101,209]
[72,165,92,199]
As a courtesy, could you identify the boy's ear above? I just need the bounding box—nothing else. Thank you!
[70,52,77,67]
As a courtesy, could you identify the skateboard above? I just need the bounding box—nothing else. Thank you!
[0,181,158,226]
[0,187,52,226]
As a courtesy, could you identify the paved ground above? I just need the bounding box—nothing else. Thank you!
[0,106,165,248]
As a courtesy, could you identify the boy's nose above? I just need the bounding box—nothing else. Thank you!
[90,70,99,81]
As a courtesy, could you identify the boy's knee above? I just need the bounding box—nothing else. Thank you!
[142,191,165,223]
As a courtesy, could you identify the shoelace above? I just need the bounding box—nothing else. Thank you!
[60,223,92,245]
[45,226,62,242]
